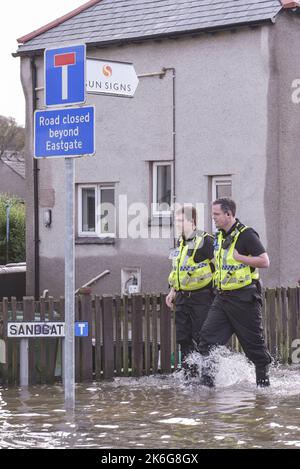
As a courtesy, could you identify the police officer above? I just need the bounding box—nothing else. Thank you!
[166,205,214,379]
[198,197,272,387]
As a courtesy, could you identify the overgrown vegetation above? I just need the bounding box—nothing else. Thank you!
[0,194,25,264]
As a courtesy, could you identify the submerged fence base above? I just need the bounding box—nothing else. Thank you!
[0,287,300,386]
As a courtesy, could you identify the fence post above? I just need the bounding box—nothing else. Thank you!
[40,297,47,384]
[268,289,277,358]
[160,294,171,374]
[102,295,114,379]
[10,297,18,385]
[144,294,151,375]
[58,297,65,383]
[115,296,122,375]
[1,298,8,385]
[280,287,289,363]
[75,295,80,382]
[123,295,129,377]
[171,308,179,370]
[21,297,35,386]
[79,288,93,382]
[132,295,143,377]
[152,295,158,374]
[297,287,300,349]
[288,287,298,362]
[47,297,58,384]
[94,295,102,381]
[275,287,282,363]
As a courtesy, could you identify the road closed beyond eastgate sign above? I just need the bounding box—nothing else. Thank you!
[34,106,95,158]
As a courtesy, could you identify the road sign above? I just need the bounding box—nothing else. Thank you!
[75,322,89,337]
[34,106,95,158]
[45,44,86,107]
[7,322,65,338]
[87,58,139,97]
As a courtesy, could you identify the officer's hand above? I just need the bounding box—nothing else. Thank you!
[233,249,242,262]
[166,290,176,309]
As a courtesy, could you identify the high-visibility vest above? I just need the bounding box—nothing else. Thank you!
[168,231,213,291]
[214,223,259,291]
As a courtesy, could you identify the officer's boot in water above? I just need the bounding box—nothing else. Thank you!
[256,365,270,387]
[180,343,199,381]
[199,358,215,388]
[182,361,199,381]
[181,353,199,381]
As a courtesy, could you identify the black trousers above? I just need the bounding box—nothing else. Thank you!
[175,288,214,360]
[198,286,272,369]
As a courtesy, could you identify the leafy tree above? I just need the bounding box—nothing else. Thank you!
[0,115,25,157]
[0,194,25,265]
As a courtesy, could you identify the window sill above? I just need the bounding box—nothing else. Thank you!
[148,217,173,227]
[76,237,116,245]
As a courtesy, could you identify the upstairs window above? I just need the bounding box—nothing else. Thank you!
[78,185,115,237]
[152,162,173,216]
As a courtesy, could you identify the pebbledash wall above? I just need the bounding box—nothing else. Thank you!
[19,9,300,297]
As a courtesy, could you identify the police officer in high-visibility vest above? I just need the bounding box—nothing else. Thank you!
[198,197,272,387]
[166,205,214,379]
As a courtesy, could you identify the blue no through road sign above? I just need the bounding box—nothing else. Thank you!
[34,106,95,159]
[45,44,86,107]
[75,322,89,337]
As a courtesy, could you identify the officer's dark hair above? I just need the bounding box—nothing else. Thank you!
[176,205,197,226]
[212,197,236,217]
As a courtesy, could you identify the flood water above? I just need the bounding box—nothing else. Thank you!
[0,349,300,449]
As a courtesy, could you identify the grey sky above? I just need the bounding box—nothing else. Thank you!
[1,1,85,126]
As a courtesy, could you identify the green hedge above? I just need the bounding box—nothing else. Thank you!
[0,194,25,265]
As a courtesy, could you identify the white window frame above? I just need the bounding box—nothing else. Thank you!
[152,161,173,217]
[211,176,232,232]
[98,186,116,238]
[78,184,116,238]
[78,185,97,237]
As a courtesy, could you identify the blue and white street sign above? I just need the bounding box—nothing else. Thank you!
[34,106,95,159]
[75,322,89,337]
[45,44,86,107]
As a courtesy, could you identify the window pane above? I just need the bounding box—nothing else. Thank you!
[82,188,95,232]
[216,181,232,199]
[100,188,115,234]
[156,165,171,211]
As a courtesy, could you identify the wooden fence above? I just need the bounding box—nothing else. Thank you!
[0,287,300,386]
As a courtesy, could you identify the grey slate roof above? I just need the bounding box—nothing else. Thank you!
[17,0,282,53]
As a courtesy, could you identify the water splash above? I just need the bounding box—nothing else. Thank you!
[181,346,254,388]
[180,347,300,395]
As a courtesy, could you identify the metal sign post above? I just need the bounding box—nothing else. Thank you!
[41,44,88,410]
[34,43,139,409]
[20,339,29,386]
[64,157,75,410]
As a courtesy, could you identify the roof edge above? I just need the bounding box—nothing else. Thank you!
[17,0,102,44]
[14,17,278,58]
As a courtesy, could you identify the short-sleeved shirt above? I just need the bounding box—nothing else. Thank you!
[211,221,266,295]
[221,219,266,257]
